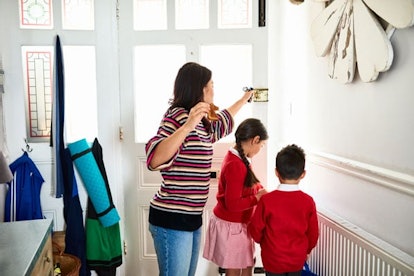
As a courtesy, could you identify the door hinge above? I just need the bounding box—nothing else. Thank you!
[119,127,124,141]
[123,240,127,255]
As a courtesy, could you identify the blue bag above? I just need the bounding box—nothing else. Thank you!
[302,262,317,276]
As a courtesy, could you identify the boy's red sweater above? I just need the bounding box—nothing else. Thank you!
[248,186,319,273]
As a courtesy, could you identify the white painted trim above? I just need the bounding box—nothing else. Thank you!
[308,151,414,197]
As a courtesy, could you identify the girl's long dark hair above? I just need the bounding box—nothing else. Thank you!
[234,118,268,187]
[169,62,212,129]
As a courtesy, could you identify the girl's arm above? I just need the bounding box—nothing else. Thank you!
[224,161,258,212]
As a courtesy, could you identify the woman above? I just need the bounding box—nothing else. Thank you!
[203,118,269,276]
[145,62,253,276]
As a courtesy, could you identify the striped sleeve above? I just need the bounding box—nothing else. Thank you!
[211,109,234,143]
[145,109,185,171]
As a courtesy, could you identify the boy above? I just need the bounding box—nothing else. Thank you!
[248,144,319,276]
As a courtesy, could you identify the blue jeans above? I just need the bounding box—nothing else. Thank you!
[149,223,202,276]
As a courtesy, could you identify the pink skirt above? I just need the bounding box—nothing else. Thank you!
[203,214,255,269]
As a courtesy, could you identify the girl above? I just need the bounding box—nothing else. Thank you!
[203,118,269,276]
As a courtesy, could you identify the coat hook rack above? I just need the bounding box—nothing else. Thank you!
[22,138,33,153]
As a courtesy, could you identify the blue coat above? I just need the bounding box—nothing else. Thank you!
[5,152,44,221]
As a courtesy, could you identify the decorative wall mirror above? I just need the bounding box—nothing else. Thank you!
[293,0,414,83]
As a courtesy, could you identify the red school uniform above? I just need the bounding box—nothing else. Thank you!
[213,148,263,223]
[248,184,319,274]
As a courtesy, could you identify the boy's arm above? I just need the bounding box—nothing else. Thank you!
[247,198,266,243]
[307,200,319,253]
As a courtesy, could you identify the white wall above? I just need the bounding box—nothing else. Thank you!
[268,1,414,256]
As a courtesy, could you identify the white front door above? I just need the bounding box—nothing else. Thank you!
[117,1,269,275]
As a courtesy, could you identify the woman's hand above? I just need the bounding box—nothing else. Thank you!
[184,102,210,130]
[148,102,210,169]
[242,89,254,103]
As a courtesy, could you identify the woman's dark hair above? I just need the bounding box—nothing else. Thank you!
[170,62,211,109]
[234,118,269,188]
[169,62,212,128]
[275,144,305,180]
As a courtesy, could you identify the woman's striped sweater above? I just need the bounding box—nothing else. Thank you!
[146,107,233,231]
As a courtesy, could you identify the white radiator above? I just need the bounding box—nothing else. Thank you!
[308,211,414,276]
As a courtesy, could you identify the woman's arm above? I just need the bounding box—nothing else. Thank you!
[226,90,254,117]
[148,102,210,168]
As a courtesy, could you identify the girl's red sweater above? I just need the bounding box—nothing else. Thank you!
[213,150,263,223]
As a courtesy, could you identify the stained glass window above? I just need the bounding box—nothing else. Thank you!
[19,0,53,29]
[21,46,54,141]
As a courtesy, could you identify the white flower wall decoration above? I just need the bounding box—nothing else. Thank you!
[307,0,414,83]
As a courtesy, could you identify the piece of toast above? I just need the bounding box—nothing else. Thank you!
[207,103,219,121]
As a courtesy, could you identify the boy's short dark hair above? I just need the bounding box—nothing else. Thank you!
[275,144,305,180]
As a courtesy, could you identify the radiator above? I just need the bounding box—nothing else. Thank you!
[308,211,414,276]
